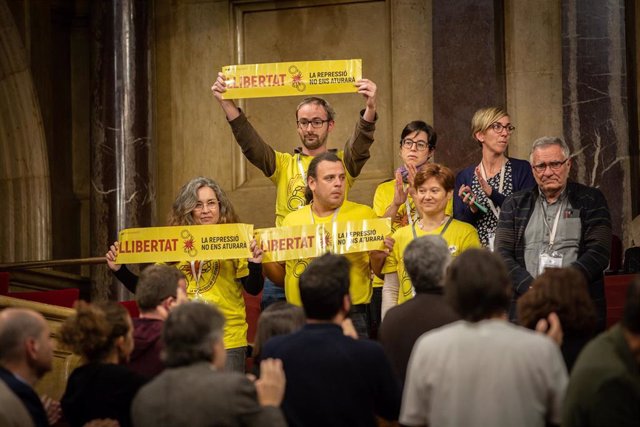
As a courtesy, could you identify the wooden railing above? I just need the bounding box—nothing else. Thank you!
[0,257,105,301]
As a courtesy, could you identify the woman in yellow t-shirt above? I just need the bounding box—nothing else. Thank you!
[371,121,452,332]
[380,164,480,318]
[105,177,263,373]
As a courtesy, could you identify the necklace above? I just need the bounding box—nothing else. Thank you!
[418,215,449,231]
[481,155,506,177]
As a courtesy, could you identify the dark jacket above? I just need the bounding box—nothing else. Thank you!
[454,157,537,225]
[0,367,48,427]
[262,323,401,427]
[127,318,164,378]
[562,325,640,427]
[61,363,146,427]
[495,181,612,329]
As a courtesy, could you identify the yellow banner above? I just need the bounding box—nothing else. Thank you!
[255,218,390,263]
[222,59,362,99]
[116,224,254,264]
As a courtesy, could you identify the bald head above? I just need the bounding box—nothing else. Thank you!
[0,308,53,382]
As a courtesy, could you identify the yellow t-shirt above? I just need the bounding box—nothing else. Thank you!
[175,259,249,349]
[282,200,376,306]
[271,151,355,226]
[381,219,481,305]
[371,179,454,287]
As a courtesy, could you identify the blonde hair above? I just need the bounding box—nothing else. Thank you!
[470,107,509,146]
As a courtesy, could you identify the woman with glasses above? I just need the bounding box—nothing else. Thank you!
[373,121,450,229]
[105,176,263,373]
[371,122,452,326]
[454,107,535,250]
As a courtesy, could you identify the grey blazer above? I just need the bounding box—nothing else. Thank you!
[131,362,286,427]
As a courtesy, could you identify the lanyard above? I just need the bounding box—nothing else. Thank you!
[404,185,417,225]
[309,205,340,224]
[189,260,204,293]
[540,199,564,251]
[297,154,307,183]
[411,216,453,239]
[479,159,506,219]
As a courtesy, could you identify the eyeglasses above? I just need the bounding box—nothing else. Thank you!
[297,119,330,129]
[532,158,569,173]
[401,138,429,151]
[489,123,516,134]
[193,200,219,212]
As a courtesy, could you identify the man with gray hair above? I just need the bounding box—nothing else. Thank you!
[495,136,612,330]
[379,235,459,384]
[131,302,286,426]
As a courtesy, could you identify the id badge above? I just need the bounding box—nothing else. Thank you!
[538,251,563,275]
[487,232,495,252]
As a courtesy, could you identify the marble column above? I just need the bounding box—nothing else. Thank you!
[504,0,563,160]
[91,0,155,301]
[0,0,52,263]
[432,0,506,172]
[562,0,634,245]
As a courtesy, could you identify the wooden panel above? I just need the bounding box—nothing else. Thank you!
[155,0,433,228]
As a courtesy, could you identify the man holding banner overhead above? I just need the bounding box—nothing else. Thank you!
[261,152,387,339]
[211,59,378,309]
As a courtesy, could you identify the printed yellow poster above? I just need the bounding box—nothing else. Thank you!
[255,224,330,263]
[222,59,362,99]
[255,218,390,263]
[116,224,253,264]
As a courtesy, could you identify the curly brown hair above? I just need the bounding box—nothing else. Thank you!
[167,177,239,226]
[517,268,597,335]
[59,301,131,363]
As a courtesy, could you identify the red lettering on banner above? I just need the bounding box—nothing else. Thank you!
[119,238,180,253]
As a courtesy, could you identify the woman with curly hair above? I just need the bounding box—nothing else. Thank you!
[517,268,597,371]
[105,177,263,372]
[60,301,145,427]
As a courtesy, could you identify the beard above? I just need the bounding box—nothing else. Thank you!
[300,132,328,151]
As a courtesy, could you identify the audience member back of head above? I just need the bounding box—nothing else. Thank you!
[379,235,459,384]
[261,253,401,427]
[517,267,597,371]
[400,249,567,427]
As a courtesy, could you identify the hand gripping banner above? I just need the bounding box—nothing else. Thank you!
[221,59,362,99]
[255,218,391,263]
[115,224,254,264]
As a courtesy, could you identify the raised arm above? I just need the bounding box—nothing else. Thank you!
[343,79,377,178]
[211,72,277,177]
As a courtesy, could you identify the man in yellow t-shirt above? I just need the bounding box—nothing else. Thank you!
[212,74,378,308]
[266,152,378,338]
